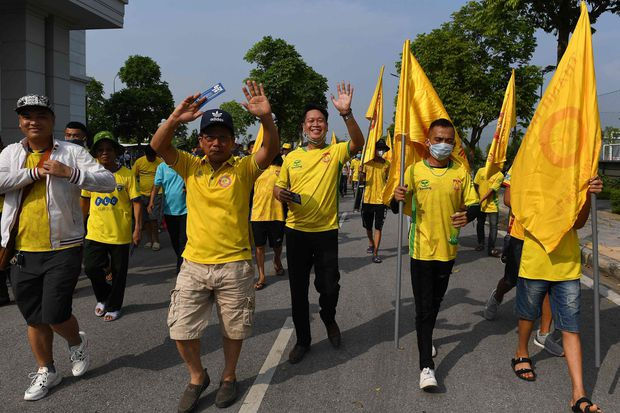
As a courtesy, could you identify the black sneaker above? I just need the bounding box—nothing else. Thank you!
[326,321,341,348]
[177,369,210,413]
[215,380,238,408]
[288,344,310,364]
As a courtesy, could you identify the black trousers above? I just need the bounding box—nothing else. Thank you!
[353,184,364,211]
[285,227,340,347]
[0,268,9,300]
[165,214,187,274]
[84,240,130,312]
[339,175,348,196]
[476,211,499,253]
[410,258,454,370]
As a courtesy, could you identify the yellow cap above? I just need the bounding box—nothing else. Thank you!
[282,143,292,149]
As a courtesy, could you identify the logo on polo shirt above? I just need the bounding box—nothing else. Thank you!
[116,184,125,192]
[322,152,331,163]
[419,179,431,190]
[292,160,302,169]
[218,175,232,188]
[95,196,118,206]
[452,178,462,191]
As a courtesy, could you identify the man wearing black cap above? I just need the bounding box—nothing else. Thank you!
[151,81,279,412]
[361,139,390,263]
[0,94,115,401]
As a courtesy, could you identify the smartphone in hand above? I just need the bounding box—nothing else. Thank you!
[285,189,302,204]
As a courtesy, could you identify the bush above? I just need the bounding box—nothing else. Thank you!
[611,189,620,214]
[599,187,611,200]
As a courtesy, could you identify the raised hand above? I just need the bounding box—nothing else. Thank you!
[242,81,272,118]
[170,94,206,124]
[331,81,354,114]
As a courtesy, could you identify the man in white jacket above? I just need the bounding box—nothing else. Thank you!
[0,95,115,401]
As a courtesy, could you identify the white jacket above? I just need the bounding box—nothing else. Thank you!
[0,138,116,249]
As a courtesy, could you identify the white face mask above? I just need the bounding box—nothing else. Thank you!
[377,150,385,157]
[429,142,454,161]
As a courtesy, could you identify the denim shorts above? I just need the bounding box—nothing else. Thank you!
[515,277,581,333]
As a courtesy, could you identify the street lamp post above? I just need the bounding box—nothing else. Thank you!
[113,73,120,94]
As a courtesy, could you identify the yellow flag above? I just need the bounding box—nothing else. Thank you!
[485,69,516,177]
[331,131,337,145]
[363,66,384,164]
[382,39,470,206]
[512,1,601,253]
[383,131,393,162]
[251,125,263,154]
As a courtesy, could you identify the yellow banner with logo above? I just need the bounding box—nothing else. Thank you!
[511,1,601,253]
[363,65,384,164]
[485,69,516,177]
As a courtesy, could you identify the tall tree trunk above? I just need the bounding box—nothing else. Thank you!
[557,27,569,64]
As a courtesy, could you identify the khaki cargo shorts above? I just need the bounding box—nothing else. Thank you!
[168,259,255,340]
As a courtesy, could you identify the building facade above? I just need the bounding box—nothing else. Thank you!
[0,0,127,143]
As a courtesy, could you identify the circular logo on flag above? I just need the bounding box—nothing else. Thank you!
[539,107,587,168]
[218,175,232,188]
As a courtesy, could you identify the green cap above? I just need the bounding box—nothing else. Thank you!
[90,131,124,157]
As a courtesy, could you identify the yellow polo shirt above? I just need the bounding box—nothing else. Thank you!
[473,167,504,213]
[172,150,262,264]
[133,156,162,196]
[251,165,284,222]
[82,167,140,245]
[404,160,479,261]
[520,229,581,281]
[276,142,351,232]
[363,159,390,205]
[350,158,361,182]
[502,166,524,240]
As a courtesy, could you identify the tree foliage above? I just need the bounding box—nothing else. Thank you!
[118,55,163,88]
[219,100,257,138]
[498,0,620,63]
[245,36,329,142]
[403,0,542,153]
[85,77,111,134]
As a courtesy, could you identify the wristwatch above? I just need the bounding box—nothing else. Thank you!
[340,110,353,122]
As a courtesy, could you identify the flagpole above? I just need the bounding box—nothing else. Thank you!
[395,134,406,348]
[590,193,601,367]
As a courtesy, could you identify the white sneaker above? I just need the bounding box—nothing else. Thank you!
[24,367,62,401]
[419,367,438,390]
[432,344,437,358]
[152,242,161,251]
[144,242,152,249]
[69,331,90,377]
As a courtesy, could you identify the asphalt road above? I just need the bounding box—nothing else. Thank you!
[1,195,619,412]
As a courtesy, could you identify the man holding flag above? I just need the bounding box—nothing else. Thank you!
[510,4,603,412]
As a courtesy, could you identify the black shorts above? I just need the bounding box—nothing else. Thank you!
[252,221,285,248]
[361,203,387,230]
[11,246,83,325]
[503,236,523,287]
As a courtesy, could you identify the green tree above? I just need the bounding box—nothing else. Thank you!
[499,0,620,63]
[106,56,176,143]
[85,77,110,134]
[245,36,329,142]
[219,100,257,138]
[403,0,542,154]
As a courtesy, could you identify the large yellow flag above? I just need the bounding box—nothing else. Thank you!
[331,131,337,145]
[363,66,384,164]
[251,125,263,154]
[512,1,601,253]
[485,69,516,177]
[382,39,469,206]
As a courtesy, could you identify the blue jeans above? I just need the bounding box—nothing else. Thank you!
[516,277,581,333]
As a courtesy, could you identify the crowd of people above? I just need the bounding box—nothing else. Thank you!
[0,80,604,413]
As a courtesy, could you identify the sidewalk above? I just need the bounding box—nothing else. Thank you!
[497,198,620,286]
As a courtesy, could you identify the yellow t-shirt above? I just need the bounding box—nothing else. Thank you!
[0,195,4,213]
[350,158,361,182]
[251,165,284,222]
[172,150,262,264]
[82,167,140,245]
[502,166,524,240]
[363,159,390,205]
[276,142,351,232]
[473,167,504,213]
[404,160,479,261]
[519,229,581,281]
[16,152,52,252]
[133,156,162,196]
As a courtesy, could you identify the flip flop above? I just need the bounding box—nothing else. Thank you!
[255,281,266,290]
[275,267,285,276]
[103,311,121,322]
[95,302,105,317]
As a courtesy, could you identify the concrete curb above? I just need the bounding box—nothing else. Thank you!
[580,245,620,284]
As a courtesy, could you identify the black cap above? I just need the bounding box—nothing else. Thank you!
[200,109,235,136]
[15,94,54,115]
[376,139,390,152]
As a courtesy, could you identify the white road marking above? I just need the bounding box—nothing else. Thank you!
[238,317,294,413]
[339,211,348,228]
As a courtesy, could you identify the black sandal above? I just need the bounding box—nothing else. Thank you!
[571,397,601,412]
[511,357,536,381]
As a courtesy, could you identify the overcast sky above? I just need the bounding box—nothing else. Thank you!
[86,0,620,146]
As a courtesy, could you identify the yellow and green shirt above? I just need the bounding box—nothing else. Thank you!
[363,159,390,205]
[82,167,140,245]
[276,142,351,232]
[172,150,262,264]
[474,167,504,213]
[251,165,284,222]
[133,155,162,196]
[404,160,479,261]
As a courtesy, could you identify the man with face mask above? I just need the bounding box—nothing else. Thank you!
[361,139,390,263]
[394,118,479,391]
[274,82,365,364]
[64,122,89,148]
